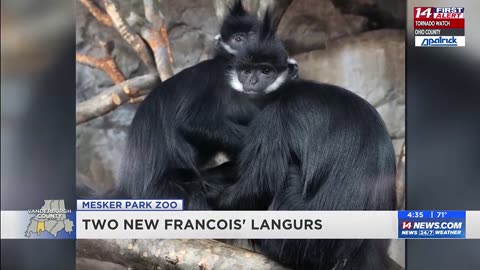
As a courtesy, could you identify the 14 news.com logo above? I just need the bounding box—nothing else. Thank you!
[401,220,462,231]
[414,7,465,47]
[398,211,466,239]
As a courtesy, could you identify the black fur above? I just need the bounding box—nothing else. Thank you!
[216,13,396,270]
[220,0,257,40]
[116,0,260,209]
[237,10,288,70]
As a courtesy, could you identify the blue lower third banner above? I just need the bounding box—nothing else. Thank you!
[398,211,466,239]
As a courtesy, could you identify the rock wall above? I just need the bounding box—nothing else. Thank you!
[76,0,405,192]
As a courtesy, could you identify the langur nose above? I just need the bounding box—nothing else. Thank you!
[249,77,258,85]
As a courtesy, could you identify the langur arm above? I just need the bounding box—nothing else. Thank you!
[180,116,247,154]
[216,105,291,210]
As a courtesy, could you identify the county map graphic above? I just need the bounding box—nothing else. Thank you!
[25,200,74,238]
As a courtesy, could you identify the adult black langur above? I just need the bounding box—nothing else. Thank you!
[216,12,396,270]
[77,1,299,203]
[114,0,262,209]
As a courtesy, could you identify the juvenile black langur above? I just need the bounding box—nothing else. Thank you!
[217,13,396,270]
[116,0,262,208]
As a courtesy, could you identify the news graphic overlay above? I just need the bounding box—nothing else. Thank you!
[1,199,75,239]
[77,199,183,211]
[414,7,465,47]
[75,209,398,239]
[398,211,466,239]
[3,203,480,239]
[25,200,75,238]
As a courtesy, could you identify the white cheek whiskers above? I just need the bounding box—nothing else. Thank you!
[227,70,244,92]
[219,40,237,55]
[265,70,288,93]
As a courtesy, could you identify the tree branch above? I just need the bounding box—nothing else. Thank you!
[140,24,174,80]
[76,53,126,84]
[76,0,177,124]
[128,95,146,104]
[77,239,291,270]
[102,0,157,72]
[256,0,292,27]
[143,0,164,28]
[76,41,126,84]
[213,0,231,20]
[79,0,113,27]
[76,73,160,125]
[141,0,174,80]
[214,0,292,27]
[161,22,174,65]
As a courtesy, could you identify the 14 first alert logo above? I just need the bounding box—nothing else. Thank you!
[414,7,465,47]
[25,200,74,238]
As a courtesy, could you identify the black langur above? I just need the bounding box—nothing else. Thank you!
[216,13,396,270]
[116,1,262,208]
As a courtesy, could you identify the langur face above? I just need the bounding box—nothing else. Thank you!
[229,63,289,97]
[217,31,257,55]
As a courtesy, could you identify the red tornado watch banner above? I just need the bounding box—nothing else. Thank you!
[414,19,464,29]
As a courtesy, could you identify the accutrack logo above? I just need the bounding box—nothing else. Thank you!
[420,36,457,47]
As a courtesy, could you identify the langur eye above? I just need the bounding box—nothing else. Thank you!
[262,67,271,74]
[235,36,244,42]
